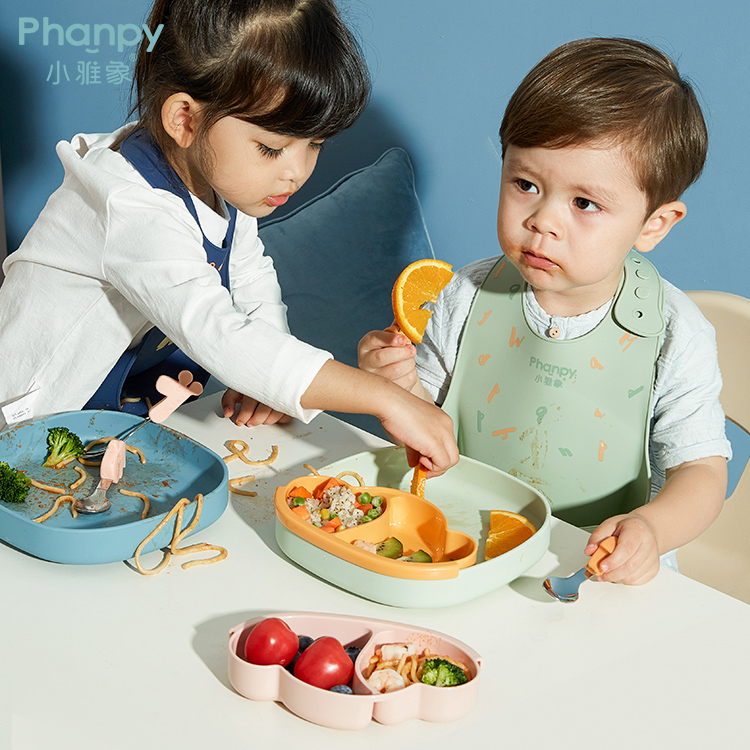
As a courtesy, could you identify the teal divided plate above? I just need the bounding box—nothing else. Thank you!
[274,446,551,607]
[0,410,228,564]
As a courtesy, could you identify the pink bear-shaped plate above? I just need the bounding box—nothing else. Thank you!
[228,612,482,730]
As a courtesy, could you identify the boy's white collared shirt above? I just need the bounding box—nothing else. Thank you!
[417,255,732,485]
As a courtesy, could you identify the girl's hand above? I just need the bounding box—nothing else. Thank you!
[585,514,660,585]
[222,388,292,427]
[358,325,419,392]
[299,359,456,475]
[378,388,458,478]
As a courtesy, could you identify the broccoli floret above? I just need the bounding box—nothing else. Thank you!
[0,461,31,503]
[42,427,84,468]
[419,658,469,687]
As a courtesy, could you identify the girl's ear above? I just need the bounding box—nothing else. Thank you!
[634,201,686,253]
[161,93,203,149]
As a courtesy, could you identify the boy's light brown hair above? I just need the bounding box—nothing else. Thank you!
[499,37,708,215]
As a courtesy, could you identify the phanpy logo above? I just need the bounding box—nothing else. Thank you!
[529,356,577,382]
[19,17,163,53]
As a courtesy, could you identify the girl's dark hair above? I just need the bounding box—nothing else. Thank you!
[500,38,708,215]
[131,0,371,154]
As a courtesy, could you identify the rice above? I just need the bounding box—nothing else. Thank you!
[290,482,377,529]
[325,485,364,528]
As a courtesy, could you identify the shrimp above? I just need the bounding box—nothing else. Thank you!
[380,643,416,662]
[352,539,377,554]
[366,668,406,693]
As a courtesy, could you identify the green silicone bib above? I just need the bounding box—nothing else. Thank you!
[441,251,664,528]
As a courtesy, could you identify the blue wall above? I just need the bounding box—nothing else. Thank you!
[1,0,748,298]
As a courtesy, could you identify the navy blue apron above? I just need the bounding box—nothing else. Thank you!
[84,128,237,416]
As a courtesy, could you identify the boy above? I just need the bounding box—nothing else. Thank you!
[358,38,731,585]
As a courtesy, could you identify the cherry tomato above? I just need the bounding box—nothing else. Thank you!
[293,636,354,689]
[244,617,299,666]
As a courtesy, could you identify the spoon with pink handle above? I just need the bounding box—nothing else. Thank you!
[543,536,618,602]
[75,439,127,513]
[75,372,204,513]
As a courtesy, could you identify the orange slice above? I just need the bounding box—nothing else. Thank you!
[484,510,537,560]
[392,259,454,343]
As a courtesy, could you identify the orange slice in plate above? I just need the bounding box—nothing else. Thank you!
[392,259,454,343]
[484,510,537,560]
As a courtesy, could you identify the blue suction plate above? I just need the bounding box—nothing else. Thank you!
[0,410,228,564]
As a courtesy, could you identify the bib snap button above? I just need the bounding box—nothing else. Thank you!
[547,326,561,339]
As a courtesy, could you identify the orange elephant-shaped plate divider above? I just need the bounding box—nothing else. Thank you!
[274,475,477,581]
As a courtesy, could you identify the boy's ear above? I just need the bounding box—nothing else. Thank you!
[634,201,686,253]
[161,93,203,149]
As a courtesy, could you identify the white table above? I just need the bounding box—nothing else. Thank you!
[3,393,749,750]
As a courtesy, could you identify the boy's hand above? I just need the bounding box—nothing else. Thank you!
[585,514,660,585]
[358,325,419,392]
[222,388,292,427]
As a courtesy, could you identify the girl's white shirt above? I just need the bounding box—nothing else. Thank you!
[0,124,332,427]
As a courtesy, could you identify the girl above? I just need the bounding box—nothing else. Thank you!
[0,0,458,477]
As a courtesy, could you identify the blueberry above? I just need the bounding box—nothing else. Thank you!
[286,635,314,672]
[329,684,353,694]
[344,646,361,664]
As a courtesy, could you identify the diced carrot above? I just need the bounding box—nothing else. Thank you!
[324,516,342,529]
[323,525,337,533]
[314,477,341,499]
[288,485,312,499]
[357,503,373,513]
[291,505,311,521]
